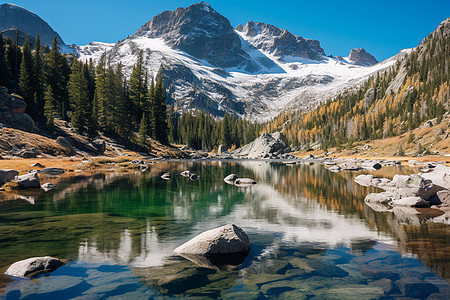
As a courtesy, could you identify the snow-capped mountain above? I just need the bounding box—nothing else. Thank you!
[76,2,400,121]
[0,3,64,46]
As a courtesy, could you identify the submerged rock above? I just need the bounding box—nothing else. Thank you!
[174,224,250,255]
[5,256,64,278]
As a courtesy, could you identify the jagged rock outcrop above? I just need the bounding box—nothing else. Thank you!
[232,132,289,159]
[235,21,325,61]
[347,48,378,66]
[0,90,34,131]
[0,3,64,46]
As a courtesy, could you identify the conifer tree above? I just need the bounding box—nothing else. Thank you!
[139,112,149,148]
[19,35,35,115]
[129,50,146,125]
[153,68,169,144]
[44,37,66,118]
[0,32,9,88]
[68,60,90,134]
[33,34,44,119]
[43,84,55,128]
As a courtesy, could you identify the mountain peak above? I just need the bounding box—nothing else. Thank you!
[236,21,325,61]
[0,2,65,45]
[134,2,255,70]
[347,48,378,66]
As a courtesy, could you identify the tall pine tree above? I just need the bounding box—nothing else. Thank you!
[19,35,35,116]
[0,32,9,88]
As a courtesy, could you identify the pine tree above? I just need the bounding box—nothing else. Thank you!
[44,37,66,118]
[43,84,55,128]
[0,32,10,88]
[139,112,150,148]
[129,50,146,126]
[153,68,169,144]
[68,60,90,134]
[19,35,35,116]
[33,34,44,120]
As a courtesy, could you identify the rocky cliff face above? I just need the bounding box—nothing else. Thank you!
[235,21,325,61]
[0,3,64,46]
[135,2,257,71]
[347,48,378,66]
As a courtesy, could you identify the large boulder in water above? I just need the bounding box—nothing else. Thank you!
[232,132,286,159]
[5,256,64,278]
[174,224,250,255]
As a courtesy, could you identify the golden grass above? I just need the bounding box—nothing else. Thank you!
[0,158,82,174]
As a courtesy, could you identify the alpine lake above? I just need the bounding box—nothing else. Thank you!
[0,161,449,299]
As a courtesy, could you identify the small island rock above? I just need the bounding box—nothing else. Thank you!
[5,256,64,278]
[174,224,250,255]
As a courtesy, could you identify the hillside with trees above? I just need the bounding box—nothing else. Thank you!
[265,17,450,154]
[0,32,260,154]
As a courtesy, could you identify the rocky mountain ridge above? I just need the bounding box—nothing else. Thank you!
[76,2,391,121]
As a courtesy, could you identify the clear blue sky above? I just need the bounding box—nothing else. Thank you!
[6,0,450,61]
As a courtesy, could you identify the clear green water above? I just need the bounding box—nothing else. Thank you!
[0,161,449,299]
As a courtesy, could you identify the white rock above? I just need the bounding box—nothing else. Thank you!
[5,256,63,278]
[392,197,429,208]
[364,192,394,204]
[174,224,250,255]
[16,172,40,188]
[41,183,57,192]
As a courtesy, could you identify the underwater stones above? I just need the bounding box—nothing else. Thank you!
[5,256,64,278]
[157,268,212,294]
[174,224,250,255]
[396,277,439,298]
[359,266,400,280]
[307,260,349,277]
